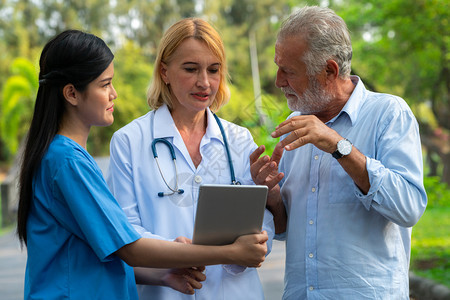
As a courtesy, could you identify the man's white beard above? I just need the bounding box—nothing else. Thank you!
[282,76,332,114]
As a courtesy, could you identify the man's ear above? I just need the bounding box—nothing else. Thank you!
[325,59,339,82]
[62,84,79,106]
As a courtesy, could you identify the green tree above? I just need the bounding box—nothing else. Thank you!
[331,0,450,183]
[112,0,197,53]
[0,58,38,159]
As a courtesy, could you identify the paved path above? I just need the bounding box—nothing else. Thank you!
[0,229,285,300]
[258,240,286,299]
[0,229,27,300]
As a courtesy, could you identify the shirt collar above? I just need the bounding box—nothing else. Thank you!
[204,108,225,146]
[328,75,365,126]
[153,103,179,139]
[152,103,224,145]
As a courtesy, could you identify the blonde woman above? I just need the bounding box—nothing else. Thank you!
[107,18,275,299]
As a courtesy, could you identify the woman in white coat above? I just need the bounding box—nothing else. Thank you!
[107,18,274,300]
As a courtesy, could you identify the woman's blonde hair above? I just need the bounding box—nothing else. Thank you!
[147,18,230,112]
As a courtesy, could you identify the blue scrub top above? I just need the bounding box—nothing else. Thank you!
[25,135,140,300]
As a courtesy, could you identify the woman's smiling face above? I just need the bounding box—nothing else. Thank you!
[160,38,221,115]
[76,62,117,128]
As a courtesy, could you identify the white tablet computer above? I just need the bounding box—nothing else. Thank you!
[192,184,268,245]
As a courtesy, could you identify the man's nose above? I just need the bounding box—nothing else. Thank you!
[275,69,287,88]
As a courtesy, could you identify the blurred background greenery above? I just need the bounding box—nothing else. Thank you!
[0,0,448,287]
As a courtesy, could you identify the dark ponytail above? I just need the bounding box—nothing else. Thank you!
[17,30,114,246]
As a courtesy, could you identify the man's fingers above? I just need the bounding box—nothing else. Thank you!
[255,160,276,185]
[276,128,310,151]
[271,118,297,138]
[250,145,265,164]
[250,155,270,179]
[270,143,284,165]
[272,116,310,139]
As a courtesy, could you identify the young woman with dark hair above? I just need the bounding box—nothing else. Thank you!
[17,30,268,300]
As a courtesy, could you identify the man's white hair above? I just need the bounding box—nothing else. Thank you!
[278,6,352,79]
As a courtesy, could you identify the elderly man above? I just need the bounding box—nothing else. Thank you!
[251,6,427,299]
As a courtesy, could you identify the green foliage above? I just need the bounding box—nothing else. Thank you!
[218,84,291,155]
[332,0,449,128]
[0,58,37,159]
[412,102,438,129]
[245,94,291,155]
[410,176,450,287]
[423,176,450,208]
[215,0,292,92]
[411,207,450,287]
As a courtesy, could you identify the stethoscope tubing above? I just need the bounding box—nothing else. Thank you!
[213,114,239,185]
[152,113,240,197]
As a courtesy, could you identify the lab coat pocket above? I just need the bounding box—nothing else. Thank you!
[328,160,358,204]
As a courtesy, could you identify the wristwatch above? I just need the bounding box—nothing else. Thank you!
[332,138,352,159]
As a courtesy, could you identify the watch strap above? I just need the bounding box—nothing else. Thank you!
[332,149,344,159]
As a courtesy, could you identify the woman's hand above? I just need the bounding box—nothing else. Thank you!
[161,267,206,295]
[174,236,192,244]
[134,266,206,295]
[229,231,268,267]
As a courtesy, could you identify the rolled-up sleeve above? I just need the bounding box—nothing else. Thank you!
[355,108,427,227]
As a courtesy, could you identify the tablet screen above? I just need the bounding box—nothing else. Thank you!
[192,184,268,245]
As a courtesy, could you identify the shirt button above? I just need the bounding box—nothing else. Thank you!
[311,187,316,192]
[309,286,314,291]
[309,220,314,225]
[309,253,314,258]
[194,175,202,183]
[314,155,319,160]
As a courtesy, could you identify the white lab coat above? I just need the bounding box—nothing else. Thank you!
[107,104,274,300]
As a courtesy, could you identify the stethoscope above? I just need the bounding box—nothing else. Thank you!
[152,113,240,197]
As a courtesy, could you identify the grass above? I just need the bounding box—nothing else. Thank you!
[410,206,450,287]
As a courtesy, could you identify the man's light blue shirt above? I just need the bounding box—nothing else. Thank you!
[277,76,427,299]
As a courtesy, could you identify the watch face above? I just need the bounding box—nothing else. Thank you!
[337,139,352,156]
